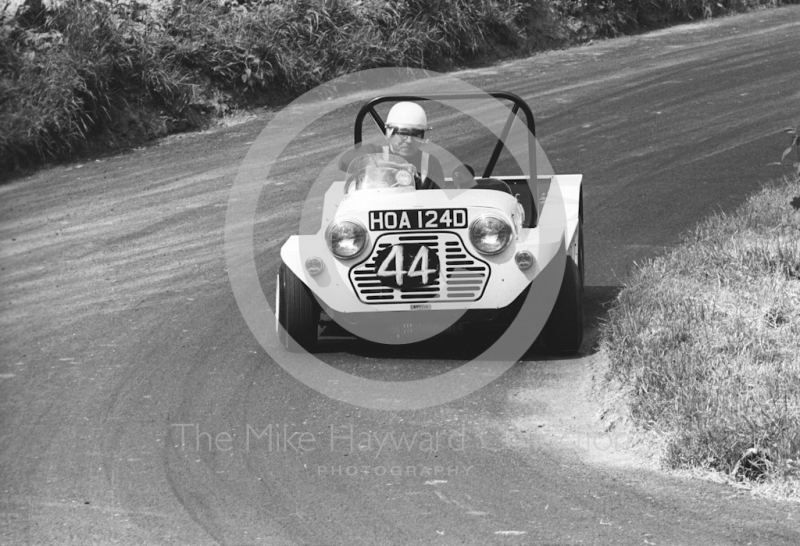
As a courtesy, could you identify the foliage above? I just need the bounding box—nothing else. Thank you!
[1,0,545,171]
[1,0,187,171]
[1,0,796,172]
[600,176,800,484]
[550,0,788,39]
[163,0,531,94]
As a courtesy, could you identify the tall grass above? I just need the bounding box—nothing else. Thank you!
[554,0,796,39]
[1,0,187,170]
[600,177,800,484]
[164,0,531,94]
[0,1,165,170]
[1,0,540,171]
[2,0,796,172]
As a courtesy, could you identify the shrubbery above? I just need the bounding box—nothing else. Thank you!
[0,0,794,172]
[163,0,532,94]
[1,0,187,169]
[1,0,535,170]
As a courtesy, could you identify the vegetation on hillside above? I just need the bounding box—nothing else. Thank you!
[0,0,794,172]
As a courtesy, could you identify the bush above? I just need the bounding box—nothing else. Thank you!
[163,0,531,94]
[1,0,543,170]
[551,0,789,39]
[2,0,795,172]
[0,0,186,171]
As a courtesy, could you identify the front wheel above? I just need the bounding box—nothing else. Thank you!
[542,226,584,355]
[276,264,320,352]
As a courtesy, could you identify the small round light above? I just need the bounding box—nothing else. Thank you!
[515,251,534,270]
[395,170,413,186]
[305,257,325,276]
[326,220,368,259]
[469,215,513,255]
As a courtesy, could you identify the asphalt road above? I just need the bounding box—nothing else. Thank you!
[2,7,800,546]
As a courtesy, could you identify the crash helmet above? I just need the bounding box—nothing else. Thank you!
[386,102,427,129]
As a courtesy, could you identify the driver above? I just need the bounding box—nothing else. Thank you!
[338,102,444,189]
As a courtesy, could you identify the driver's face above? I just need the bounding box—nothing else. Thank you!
[388,128,424,158]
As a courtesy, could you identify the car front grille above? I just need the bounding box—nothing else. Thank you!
[349,232,490,304]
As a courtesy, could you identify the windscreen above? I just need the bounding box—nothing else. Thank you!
[345,153,417,192]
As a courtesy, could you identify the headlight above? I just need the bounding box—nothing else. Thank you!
[326,220,368,259]
[469,215,513,255]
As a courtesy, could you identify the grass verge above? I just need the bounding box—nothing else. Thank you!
[598,176,800,499]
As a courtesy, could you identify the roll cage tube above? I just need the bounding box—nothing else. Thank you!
[353,92,539,226]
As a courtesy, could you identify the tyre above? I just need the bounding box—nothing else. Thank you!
[542,224,584,354]
[276,264,320,352]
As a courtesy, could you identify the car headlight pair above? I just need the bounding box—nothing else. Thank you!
[469,215,513,255]
[326,220,368,259]
[327,215,512,258]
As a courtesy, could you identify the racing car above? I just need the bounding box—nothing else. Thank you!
[276,92,584,354]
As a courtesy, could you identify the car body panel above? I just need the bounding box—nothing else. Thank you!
[280,174,582,314]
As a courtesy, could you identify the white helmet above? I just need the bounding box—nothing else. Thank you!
[386,102,427,129]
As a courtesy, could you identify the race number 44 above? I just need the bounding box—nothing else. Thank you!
[377,245,437,286]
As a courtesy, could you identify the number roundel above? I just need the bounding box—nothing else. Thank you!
[394,170,413,187]
[373,243,440,288]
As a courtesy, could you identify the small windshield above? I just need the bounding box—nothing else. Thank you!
[345,153,417,193]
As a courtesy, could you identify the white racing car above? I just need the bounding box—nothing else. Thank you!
[277,92,584,354]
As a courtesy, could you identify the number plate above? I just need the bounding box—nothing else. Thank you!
[373,244,440,288]
[368,209,467,231]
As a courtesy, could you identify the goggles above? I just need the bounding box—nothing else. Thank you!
[388,126,426,141]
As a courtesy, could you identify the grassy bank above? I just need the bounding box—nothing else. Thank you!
[599,175,800,495]
[0,0,794,173]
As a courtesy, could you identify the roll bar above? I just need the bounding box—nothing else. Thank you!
[353,92,539,226]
